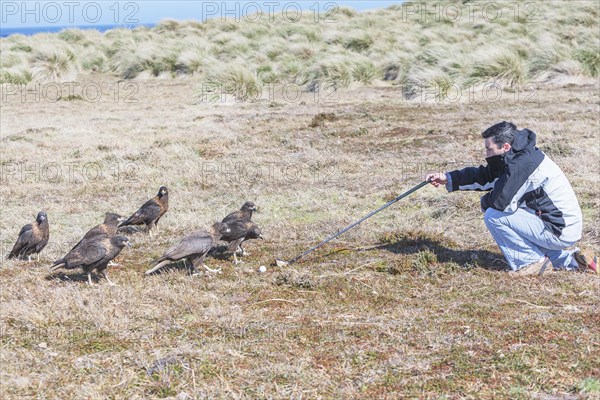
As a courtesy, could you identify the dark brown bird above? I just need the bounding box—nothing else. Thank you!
[119,186,169,235]
[145,222,230,275]
[73,213,125,247]
[220,220,263,264]
[7,211,50,261]
[50,235,131,285]
[222,201,256,224]
[64,213,125,267]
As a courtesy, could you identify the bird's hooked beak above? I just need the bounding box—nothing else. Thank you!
[125,240,132,247]
[259,234,264,240]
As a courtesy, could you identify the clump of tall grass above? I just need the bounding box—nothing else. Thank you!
[469,49,527,87]
[0,52,25,69]
[0,67,33,84]
[352,60,378,85]
[154,19,181,33]
[176,47,210,76]
[574,49,600,78]
[9,43,33,53]
[79,51,109,73]
[341,33,374,53]
[30,47,78,82]
[58,29,86,43]
[201,63,261,101]
[110,39,187,79]
[401,67,457,101]
[298,56,353,92]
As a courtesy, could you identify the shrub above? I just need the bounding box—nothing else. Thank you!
[30,47,77,82]
[201,64,262,102]
[574,49,600,77]
[470,50,526,87]
[352,61,378,84]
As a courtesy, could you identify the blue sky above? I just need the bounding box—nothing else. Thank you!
[1,1,403,28]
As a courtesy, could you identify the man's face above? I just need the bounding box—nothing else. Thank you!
[484,137,510,158]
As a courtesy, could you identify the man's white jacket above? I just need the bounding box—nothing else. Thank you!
[446,129,582,243]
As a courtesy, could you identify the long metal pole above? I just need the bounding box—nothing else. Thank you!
[284,179,431,265]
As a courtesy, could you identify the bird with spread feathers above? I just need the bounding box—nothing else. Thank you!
[7,211,50,261]
[50,235,131,285]
[220,220,263,264]
[221,201,258,263]
[119,186,169,235]
[145,222,230,276]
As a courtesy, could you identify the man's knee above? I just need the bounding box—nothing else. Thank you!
[483,207,505,227]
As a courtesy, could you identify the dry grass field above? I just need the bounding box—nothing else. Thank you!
[1,75,598,399]
[1,1,600,398]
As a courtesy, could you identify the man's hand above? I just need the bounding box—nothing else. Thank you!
[426,172,448,188]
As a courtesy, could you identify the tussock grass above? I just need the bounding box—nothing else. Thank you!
[1,0,598,92]
[30,47,78,82]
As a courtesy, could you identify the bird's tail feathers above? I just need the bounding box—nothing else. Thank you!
[150,255,166,265]
[50,260,65,271]
[145,259,169,275]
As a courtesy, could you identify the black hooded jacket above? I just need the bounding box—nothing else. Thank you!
[446,129,582,241]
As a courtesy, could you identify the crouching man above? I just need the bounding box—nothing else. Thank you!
[427,121,596,276]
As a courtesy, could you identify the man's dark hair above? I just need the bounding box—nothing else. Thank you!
[482,121,517,146]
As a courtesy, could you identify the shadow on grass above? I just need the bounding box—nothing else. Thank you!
[45,271,104,283]
[143,260,194,276]
[373,231,507,271]
[209,245,236,263]
[116,226,145,235]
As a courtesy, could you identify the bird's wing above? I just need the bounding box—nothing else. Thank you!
[82,224,107,241]
[63,239,108,269]
[65,224,105,254]
[221,219,248,242]
[162,231,213,260]
[9,224,34,256]
[97,241,126,269]
[122,199,161,226]
[222,211,243,224]
[80,240,110,266]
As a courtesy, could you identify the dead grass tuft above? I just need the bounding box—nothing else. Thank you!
[308,112,338,128]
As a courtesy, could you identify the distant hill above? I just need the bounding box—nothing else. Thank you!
[1,0,598,98]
